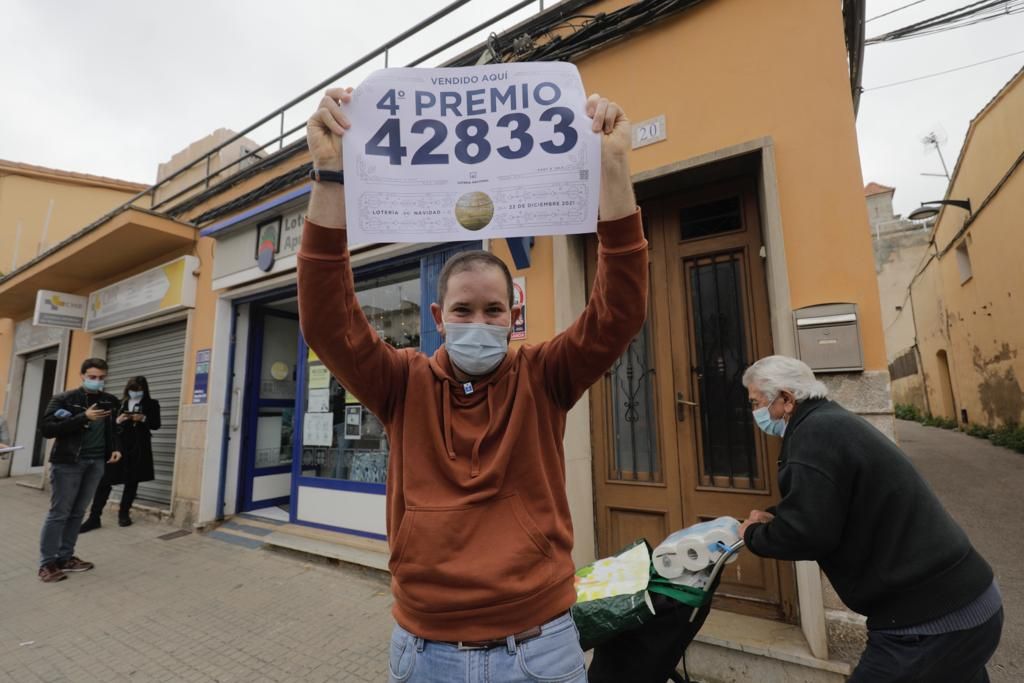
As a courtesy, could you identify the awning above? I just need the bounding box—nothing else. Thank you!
[0,207,196,319]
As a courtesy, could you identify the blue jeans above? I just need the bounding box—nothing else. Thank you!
[39,459,105,567]
[389,612,587,683]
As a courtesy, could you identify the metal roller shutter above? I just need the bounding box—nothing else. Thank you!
[104,321,187,507]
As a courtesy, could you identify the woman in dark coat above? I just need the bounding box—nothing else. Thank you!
[81,376,160,530]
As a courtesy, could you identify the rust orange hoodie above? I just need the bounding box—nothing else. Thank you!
[297,210,647,642]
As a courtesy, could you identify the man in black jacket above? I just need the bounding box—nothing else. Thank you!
[740,355,1002,683]
[37,358,122,583]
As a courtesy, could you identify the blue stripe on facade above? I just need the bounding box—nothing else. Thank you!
[199,184,311,237]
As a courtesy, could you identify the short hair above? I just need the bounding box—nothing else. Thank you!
[81,357,108,374]
[437,251,514,307]
[741,355,828,401]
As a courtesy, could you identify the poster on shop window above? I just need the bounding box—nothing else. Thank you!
[512,277,526,341]
[341,62,600,246]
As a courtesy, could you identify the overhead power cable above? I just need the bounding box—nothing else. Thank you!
[867,0,1024,44]
[862,48,1024,90]
[867,0,930,24]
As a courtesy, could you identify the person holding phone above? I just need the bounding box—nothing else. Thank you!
[37,358,122,583]
[82,376,160,530]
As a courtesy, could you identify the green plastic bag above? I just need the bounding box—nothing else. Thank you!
[570,540,656,650]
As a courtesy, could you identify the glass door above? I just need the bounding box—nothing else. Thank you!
[239,304,301,512]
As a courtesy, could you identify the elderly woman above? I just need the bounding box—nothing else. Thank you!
[740,355,1002,683]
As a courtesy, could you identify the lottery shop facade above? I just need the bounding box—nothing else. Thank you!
[0,1,880,676]
[190,0,880,672]
[181,0,881,674]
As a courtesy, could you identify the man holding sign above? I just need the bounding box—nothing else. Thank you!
[298,68,646,682]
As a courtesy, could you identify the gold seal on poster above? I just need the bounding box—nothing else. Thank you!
[454,191,495,231]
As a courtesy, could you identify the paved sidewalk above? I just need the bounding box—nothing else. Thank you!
[896,420,1024,683]
[0,477,394,682]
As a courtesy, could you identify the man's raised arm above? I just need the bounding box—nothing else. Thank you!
[297,87,406,421]
[541,95,648,409]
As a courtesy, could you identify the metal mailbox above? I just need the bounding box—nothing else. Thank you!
[793,303,863,372]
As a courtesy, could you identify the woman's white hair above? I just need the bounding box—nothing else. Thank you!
[742,355,828,401]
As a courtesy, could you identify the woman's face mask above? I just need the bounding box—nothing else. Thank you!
[129,390,144,401]
[752,394,788,437]
[444,322,510,376]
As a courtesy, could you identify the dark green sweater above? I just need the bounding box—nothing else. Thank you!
[744,399,992,629]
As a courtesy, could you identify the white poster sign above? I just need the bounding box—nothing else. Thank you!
[307,388,330,413]
[33,290,87,329]
[342,63,600,246]
[512,277,527,341]
[303,412,334,447]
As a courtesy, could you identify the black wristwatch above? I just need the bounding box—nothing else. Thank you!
[309,168,344,184]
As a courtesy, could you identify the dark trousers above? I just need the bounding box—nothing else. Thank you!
[39,459,105,566]
[849,608,1003,683]
[90,477,138,519]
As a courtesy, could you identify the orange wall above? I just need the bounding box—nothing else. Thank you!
[178,237,218,401]
[911,72,1024,426]
[0,174,141,274]
[63,329,95,390]
[491,235,556,348]
[575,0,885,369]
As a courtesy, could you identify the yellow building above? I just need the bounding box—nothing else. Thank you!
[893,67,1024,428]
[0,160,146,473]
[0,1,883,679]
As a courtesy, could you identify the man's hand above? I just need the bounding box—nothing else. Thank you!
[85,404,110,422]
[306,87,353,229]
[586,94,635,222]
[108,451,122,464]
[307,87,352,172]
[586,93,631,163]
[739,509,775,537]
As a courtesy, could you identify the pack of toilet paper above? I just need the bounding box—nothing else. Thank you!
[651,516,741,583]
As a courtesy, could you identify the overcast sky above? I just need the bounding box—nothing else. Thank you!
[1,0,1022,218]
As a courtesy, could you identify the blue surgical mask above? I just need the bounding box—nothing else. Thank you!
[129,391,144,401]
[83,378,105,393]
[444,322,509,376]
[753,402,787,437]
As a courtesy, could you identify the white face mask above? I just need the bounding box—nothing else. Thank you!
[129,391,144,401]
[444,322,509,376]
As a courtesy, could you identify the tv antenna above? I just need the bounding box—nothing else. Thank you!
[921,127,950,180]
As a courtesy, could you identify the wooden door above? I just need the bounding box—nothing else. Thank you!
[591,177,796,621]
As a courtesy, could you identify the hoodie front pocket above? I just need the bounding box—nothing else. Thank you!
[392,493,555,613]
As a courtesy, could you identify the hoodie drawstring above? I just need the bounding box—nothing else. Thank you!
[442,381,456,461]
[468,390,495,478]
[441,379,495,478]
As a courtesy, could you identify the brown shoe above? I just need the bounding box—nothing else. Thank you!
[38,563,68,582]
[58,556,95,572]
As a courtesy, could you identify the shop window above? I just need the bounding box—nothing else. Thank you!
[302,268,420,483]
